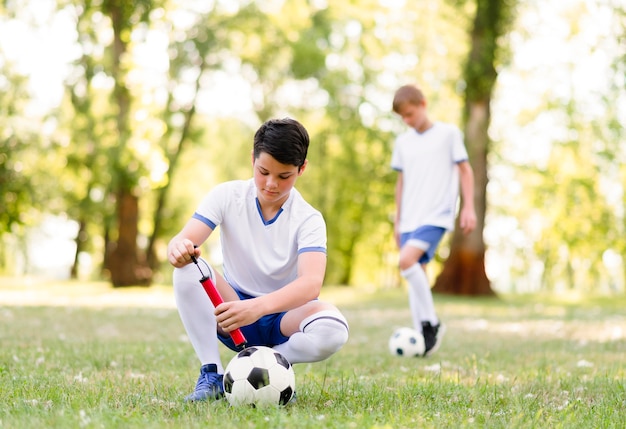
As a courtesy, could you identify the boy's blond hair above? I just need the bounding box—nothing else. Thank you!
[392,85,426,113]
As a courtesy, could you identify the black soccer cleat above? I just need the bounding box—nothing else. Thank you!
[422,321,446,357]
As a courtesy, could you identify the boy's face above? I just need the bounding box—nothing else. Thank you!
[252,152,306,206]
[396,101,428,131]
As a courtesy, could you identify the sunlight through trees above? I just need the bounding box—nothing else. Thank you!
[0,0,624,294]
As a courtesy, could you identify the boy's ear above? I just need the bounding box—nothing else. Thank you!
[298,159,308,175]
[251,150,255,166]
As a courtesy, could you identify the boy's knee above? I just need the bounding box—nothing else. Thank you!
[304,314,349,360]
[322,321,349,356]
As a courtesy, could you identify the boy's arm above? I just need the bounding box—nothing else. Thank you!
[457,161,477,235]
[258,251,326,313]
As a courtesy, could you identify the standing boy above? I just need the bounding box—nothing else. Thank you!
[390,84,477,356]
[168,118,349,401]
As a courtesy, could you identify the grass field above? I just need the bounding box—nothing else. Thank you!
[1,278,625,428]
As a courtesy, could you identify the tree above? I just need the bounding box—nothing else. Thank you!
[62,13,108,279]
[100,0,156,286]
[433,0,517,295]
[0,5,65,274]
[0,70,39,274]
[0,71,34,236]
[58,0,156,285]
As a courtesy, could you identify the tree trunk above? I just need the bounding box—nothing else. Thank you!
[434,100,493,295]
[104,0,152,286]
[433,0,516,296]
[70,219,86,279]
[109,190,150,286]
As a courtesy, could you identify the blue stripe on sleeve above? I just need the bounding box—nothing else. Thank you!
[298,247,327,255]
[192,212,217,229]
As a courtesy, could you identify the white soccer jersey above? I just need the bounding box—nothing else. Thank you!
[192,179,327,296]
[390,121,469,232]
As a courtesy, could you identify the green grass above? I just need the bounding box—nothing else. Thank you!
[1,280,625,428]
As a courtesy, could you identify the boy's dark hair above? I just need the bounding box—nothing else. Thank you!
[253,118,309,169]
[392,85,426,113]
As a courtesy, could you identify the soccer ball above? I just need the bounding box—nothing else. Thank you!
[223,346,295,407]
[388,327,425,357]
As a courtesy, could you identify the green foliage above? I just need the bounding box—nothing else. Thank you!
[0,67,60,237]
[101,0,154,28]
[527,120,621,291]
[290,9,331,79]
[1,0,624,292]
[1,283,625,427]
[485,1,626,293]
[463,0,517,103]
[0,65,30,233]
[0,137,33,234]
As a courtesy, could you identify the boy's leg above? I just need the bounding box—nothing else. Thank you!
[401,263,445,355]
[173,261,225,401]
[272,304,349,364]
[399,226,446,355]
[401,262,438,328]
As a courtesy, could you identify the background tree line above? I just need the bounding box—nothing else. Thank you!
[1,0,624,295]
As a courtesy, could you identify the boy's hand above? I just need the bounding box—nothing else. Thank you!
[168,238,200,267]
[214,299,261,333]
[459,207,477,235]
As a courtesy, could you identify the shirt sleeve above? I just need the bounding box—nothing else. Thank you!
[451,126,469,163]
[193,182,232,229]
[297,211,327,254]
[390,138,402,171]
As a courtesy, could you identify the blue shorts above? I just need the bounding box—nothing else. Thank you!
[400,225,446,264]
[217,289,289,351]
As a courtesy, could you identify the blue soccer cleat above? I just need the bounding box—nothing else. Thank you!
[184,363,224,402]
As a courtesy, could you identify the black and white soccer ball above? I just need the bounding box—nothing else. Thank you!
[223,346,295,407]
[388,327,425,357]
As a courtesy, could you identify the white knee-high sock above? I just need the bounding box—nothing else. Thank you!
[173,261,224,373]
[273,310,349,364]
[401,264,438,331]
